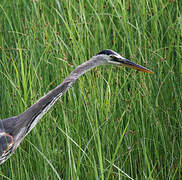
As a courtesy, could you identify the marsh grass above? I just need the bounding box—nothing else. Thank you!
[0,0,182,179]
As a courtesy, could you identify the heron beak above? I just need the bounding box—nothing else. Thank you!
[120,58,154,74]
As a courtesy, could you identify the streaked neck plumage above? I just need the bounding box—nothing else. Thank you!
[0,55,107,164]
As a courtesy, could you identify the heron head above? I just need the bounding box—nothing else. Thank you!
[97,49,153,74]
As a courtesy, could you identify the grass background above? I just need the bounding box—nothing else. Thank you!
[0,0,182,179]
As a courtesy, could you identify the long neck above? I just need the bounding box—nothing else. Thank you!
[16,56,105,132]
[0,56,106,164]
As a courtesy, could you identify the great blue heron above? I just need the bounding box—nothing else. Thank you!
[0,49,153,164]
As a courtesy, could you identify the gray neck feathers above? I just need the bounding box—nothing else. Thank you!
[0,55,106,164]
[65,56,105,83]
[14,56,106,135]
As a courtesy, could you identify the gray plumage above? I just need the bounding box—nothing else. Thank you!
[0,49,153,164]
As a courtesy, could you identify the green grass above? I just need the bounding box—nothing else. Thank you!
[0,0,182,179]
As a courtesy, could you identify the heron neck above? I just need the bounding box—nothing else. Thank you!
[17,56,105,133]
[64,56,106,83]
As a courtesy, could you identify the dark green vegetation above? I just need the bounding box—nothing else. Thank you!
[0,0,182,179]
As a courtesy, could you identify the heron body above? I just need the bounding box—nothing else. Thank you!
[0,49,153,164]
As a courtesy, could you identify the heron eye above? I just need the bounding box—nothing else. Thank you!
[110,56,119,62]
[109,55,117,60]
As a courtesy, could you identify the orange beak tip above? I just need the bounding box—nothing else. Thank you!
[145,70,154,74]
